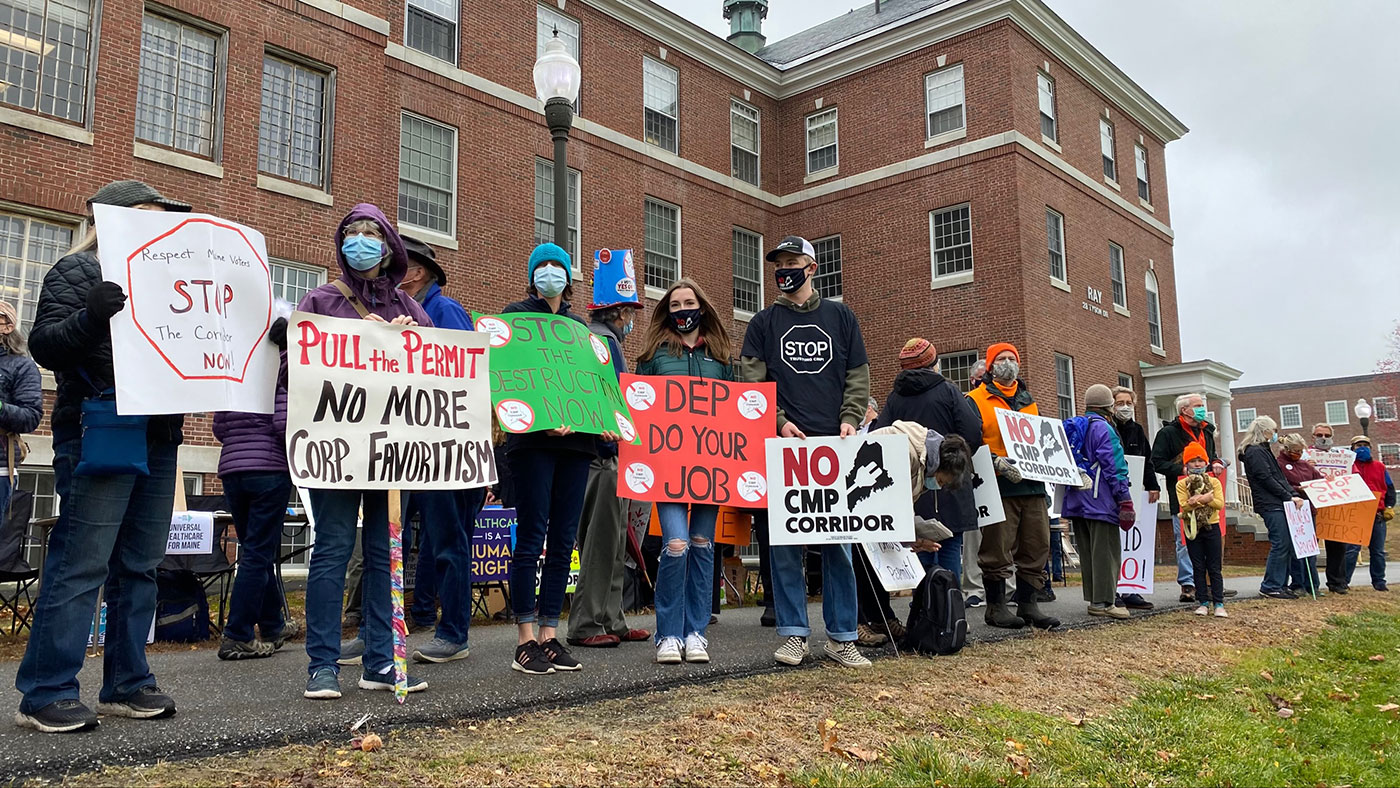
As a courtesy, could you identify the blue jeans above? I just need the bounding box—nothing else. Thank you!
[1343,514,1388,587]
[222,471,292,644]
[409,489,483,644]
[1287,554,1321,595]
[305,489,393,676]
[1048,529,1064,582]
[1171,516,1195,586]
[770,539,858,641]
[654,503,717,642]
[1259,508,1296,594]
[917,531,964,581]
[16,437,178,713]
[507,449,591,627]
[408,513,437,627]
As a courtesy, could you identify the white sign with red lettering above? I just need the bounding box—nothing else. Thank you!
[1116,490,1156,594]
[1301,473,1376,508]
[765,435,913,546]
[994,410,1080,486]
[1302,448,1357,480]
[1285,500,1320,559]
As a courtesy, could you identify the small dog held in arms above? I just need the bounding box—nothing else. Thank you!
[1180,471,1213,539]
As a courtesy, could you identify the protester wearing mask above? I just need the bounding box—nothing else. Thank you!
[635,278,733,664]
[1108,386,1159,610]
[1177,444,1226,617]
[16,181,191,732]
[1151,392,1221,603]
[741,236,873,669]
[1276,434,1324,596]
[1062,385,1135,619]
[1312,423,1335,451]
[568,253,648,650]
[1238,416,1306,600]
[0,301,42,523]
[1343,435,1394,592]
[966,343,1059,630]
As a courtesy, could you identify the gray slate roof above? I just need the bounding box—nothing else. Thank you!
[756,0,962,66]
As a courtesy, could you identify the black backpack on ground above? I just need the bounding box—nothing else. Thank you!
[901,567,967,656]
[154,568,211,643]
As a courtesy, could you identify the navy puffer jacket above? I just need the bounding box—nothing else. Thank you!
[213,355,288,475]
[0,346,43,465]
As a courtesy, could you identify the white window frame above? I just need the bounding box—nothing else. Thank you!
[1046,207,1066,285]
[536,5,580,113]
[397,111,457,240]
[1380,443,1400,467]
[1054,353,1075,418]
[1279,404,1303,431]
[730,99,760,187]
[270,259,325,307]
[731,226,762,318]
[929,202,973,287]
[1037,71,1057,143]
[941,350,980,393]
[0,0,97,125]
[1135,144,1151,204]
[805,108,839,176]
[1235,407,1256,432]
[1117,372,1134,391]
[812,234,842,301]
[642,197,681,297]
[258,50,333,190]
[1109,242,1127,310]
[405,0,458,64]
[642,56,679,154]
[533,157,581,277]
[0,208,77,329]
[1146,269,1163,353]
[135,11,226,160]
[1375,396,1398,422]
[1324,400,1349,426]
[924,63,965,141]
[1100,118,1117,184]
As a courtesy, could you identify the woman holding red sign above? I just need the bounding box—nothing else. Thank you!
[635,279,733,665]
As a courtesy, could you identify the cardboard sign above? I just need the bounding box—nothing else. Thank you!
[1116,490,1156,594]
[1285,500,1320,559]
[474,311,636,439]
[861,542,926,592]
[473,507,516,583]
[1302,448,1357,480]
[645,505,753,547]
[765,435,914,546]
[165,511,214,555]
[617,374,775,506]
[94,204,279,415]
[1301,473,1376,508]
[994,410,1080,486]
[286,312,495,490]
[971,445,1007,528]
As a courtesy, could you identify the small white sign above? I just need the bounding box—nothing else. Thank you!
[1285,500,1320,559]
[862,542,926,592]
[994,410,1081,487]
[1302,448,1358,481]
[1301,473,1376,508]
[166,511,214,555]
[765,435,914,545]
[971,445,1006,528]
[1116,491,1156,595]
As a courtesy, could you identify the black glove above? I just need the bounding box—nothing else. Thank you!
[268,317,288,349]
[86,281,127,322]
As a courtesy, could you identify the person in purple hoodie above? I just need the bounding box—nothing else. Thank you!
[297,204,433,701]
[1062,384,1136,620]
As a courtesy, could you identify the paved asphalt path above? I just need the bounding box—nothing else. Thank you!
[0,569,1378,781]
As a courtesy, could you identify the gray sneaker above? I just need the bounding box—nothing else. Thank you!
[337,637,364,666]
[412,637,469,663]
[217,637,275,661]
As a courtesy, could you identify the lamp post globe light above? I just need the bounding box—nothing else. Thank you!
[1356,398,1373,437]
[534,33,581,253]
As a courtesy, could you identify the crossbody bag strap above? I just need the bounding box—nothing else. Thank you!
[331,279,372,319]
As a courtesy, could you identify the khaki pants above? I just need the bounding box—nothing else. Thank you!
[1071,518,1121,606]
[978,495,1051,588]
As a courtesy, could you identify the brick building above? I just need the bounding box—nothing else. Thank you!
[0,0,1186,559]
[1231,373,1400,470]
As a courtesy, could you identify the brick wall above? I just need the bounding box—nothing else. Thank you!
[1232,374,1400,467]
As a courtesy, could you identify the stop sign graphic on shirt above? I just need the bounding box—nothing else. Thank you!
[779,325,833,374]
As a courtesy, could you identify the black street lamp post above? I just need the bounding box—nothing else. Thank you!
[533,33,582,254]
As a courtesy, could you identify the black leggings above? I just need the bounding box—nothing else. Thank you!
[1186,526,1224,604]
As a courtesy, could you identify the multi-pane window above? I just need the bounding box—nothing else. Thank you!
[1380,444,1400,467]
[1109,242,1126,308]
[930,203,972,281]
[1100,119,1116,181]
[1046,208,1065,282]
[0,0,93,123]
[258,55,328,187]
[730,100,759,186]
[924,63,964,138]
[1037,72,1056,141]
[1145,270,1163,349]
[941,351,979,393]
[1325,400,1349,426]
[398,113,455,236]
[271,260,324,307]
[806,108,838,174]
[812,236,842,299]
[1235,407,1256,433]
[17,468,57,567]
[0,211,73,328]
[643,199,679,291]
[1135,144,1151,202]
[1375,396,1398,421]
[533,158,580,269]
[136,14,219,158]
[1279,404,1303,431]
[642,57,678,153]
[732,227,761,314]
[536,5,579,110]
[1117,372,1133,391]
[406,0,457,64]
[1055,353,1075,418]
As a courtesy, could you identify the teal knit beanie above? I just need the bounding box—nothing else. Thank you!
[529,243,570,282]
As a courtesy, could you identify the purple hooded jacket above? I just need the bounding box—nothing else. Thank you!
[295,203,433,326]
[1062,412,1133,523]
[213,359,289,476]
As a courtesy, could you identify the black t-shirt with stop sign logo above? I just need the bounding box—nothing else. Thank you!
[741,298,867,437]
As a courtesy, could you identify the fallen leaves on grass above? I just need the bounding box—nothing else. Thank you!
[351,733,383,752]
[1260,670,1275,682]
[1375,703,1400,713]
[818,719,838,754]
[1006,752,1032,777]
[1369,654,1386,662]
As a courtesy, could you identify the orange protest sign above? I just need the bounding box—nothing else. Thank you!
[1314,499,1376,547]
[646,504,752,546]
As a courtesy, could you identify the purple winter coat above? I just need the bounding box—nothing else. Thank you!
[213,356,289,476]
[1062,412,1132,523]
[295,203,433,327]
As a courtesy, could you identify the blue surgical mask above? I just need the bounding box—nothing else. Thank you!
[622,320,634,338]
[342,234,385,271]
[533,265,568,298]
[1189,466,1209,476]
[1357,446,1373,462]
[1269,433,1279,444]
[1192,406,1208,423]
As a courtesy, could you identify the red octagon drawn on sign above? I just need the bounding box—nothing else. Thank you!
[125,218,271,383]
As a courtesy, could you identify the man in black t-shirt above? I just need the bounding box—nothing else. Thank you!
[741,236,872,669]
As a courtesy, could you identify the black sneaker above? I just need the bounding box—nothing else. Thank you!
[218,637,275,660]
[96,686,176,720]
[540,638,582,672]
[14,700,99,733]
[1223,588,1239,598]
[512,642,555,675]
[1119,593,1155,610]
[1260,589,1297,600]
[1375,583,1390,592]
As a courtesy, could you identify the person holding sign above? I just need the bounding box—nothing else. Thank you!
[740,236,872,670]
[16,180,191,733]
[1340,435,1394,592]
[634,278,733,664]
[1276,434,1324,596]
[1062,385,1136,620]
[296,205,432,701]
[1239,416,1307,600]
[1176,444,1226,617]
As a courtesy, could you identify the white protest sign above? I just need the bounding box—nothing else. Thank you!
[1302,448,1357,480]
[1285,500,1320,559]
[286,312,496,490]
[1126,455,1148,500]
[862,542,926,591]
[1301,473,1375,508]
[94,204,278,415]
[994,409,1080,486]
[971,445,1006,528]
[1116,490,1156,594]
[765,434,914,546]
[165,511,214,555]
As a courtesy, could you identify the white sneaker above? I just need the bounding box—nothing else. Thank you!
[1194,605,1208,616]
[774,636,809,666]
[1214,605,1229,618]
[823,640,872,668]
[684,633,710,663]
[655,637,683,664]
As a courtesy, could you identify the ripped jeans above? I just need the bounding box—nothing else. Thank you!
[654,503,718,642]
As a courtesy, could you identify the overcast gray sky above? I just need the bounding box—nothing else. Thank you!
[655,0,1400,386]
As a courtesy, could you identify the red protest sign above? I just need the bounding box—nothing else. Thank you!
[617,374,775,506]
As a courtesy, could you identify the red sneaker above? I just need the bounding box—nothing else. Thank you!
[620,628,651,642]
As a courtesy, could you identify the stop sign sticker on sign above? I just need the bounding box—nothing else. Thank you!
[476,316,512,348]
[625,380,657,411]
[624,462,655,494]
[496,400,535,433]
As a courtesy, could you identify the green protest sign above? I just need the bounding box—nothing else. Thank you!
[473,312,638,442]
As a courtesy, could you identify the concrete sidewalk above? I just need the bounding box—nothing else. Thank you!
[0,570,1378,781]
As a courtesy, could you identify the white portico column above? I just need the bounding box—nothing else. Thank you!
[1217,397,1239,503]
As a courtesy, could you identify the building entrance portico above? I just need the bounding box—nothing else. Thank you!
[1141,359,1244,502]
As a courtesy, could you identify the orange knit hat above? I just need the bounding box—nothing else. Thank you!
[1182,442,1209,465]
[985,342,1020,367]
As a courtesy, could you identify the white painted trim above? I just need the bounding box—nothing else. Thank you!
[257,174,334,206]
[1150,345,1167,358]
[177,444,221,474]
[1012,131,1172,237]
[402,226,460,251]
[645,285,667,301]
[0,106,93,145]
[133,142,224,178]
[1040,134,1061,153]
[296,0,390,35]
[1103,176,1120,192]
[1050,277,1070,292]
[931,270,974,290]
[924,126,967,148]
[803,167,839,184]
[1139,199,1155,213]
[1113,303,1130,318]
[732,308,755,323]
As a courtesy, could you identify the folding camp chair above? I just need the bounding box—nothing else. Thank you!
[0,489,37,635]
[159,494,236,633]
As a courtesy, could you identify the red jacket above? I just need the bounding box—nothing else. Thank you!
[1354,459,1388,511]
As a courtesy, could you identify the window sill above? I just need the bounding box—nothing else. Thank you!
[645,286,668,302]
[257,174,333,206]
[400,226,459,251]
[1140,199,1155,213]
[804,166,838,184]
[1040,135,1062,153]
[930,270,974,290]
[1050,277,1071,293]
[0,106,93,145]
[1326,421,1350,427]
[1114,303,1130,318]
[1150,345,1167,358]
[133,142,223,179]
[1104,176,1121,191]
[733,308,756,323]
[924,127,967,149]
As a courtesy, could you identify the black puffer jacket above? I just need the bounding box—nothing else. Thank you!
[1241,443,1294,514]
[29,251,184,443]
[871,367,984,532]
